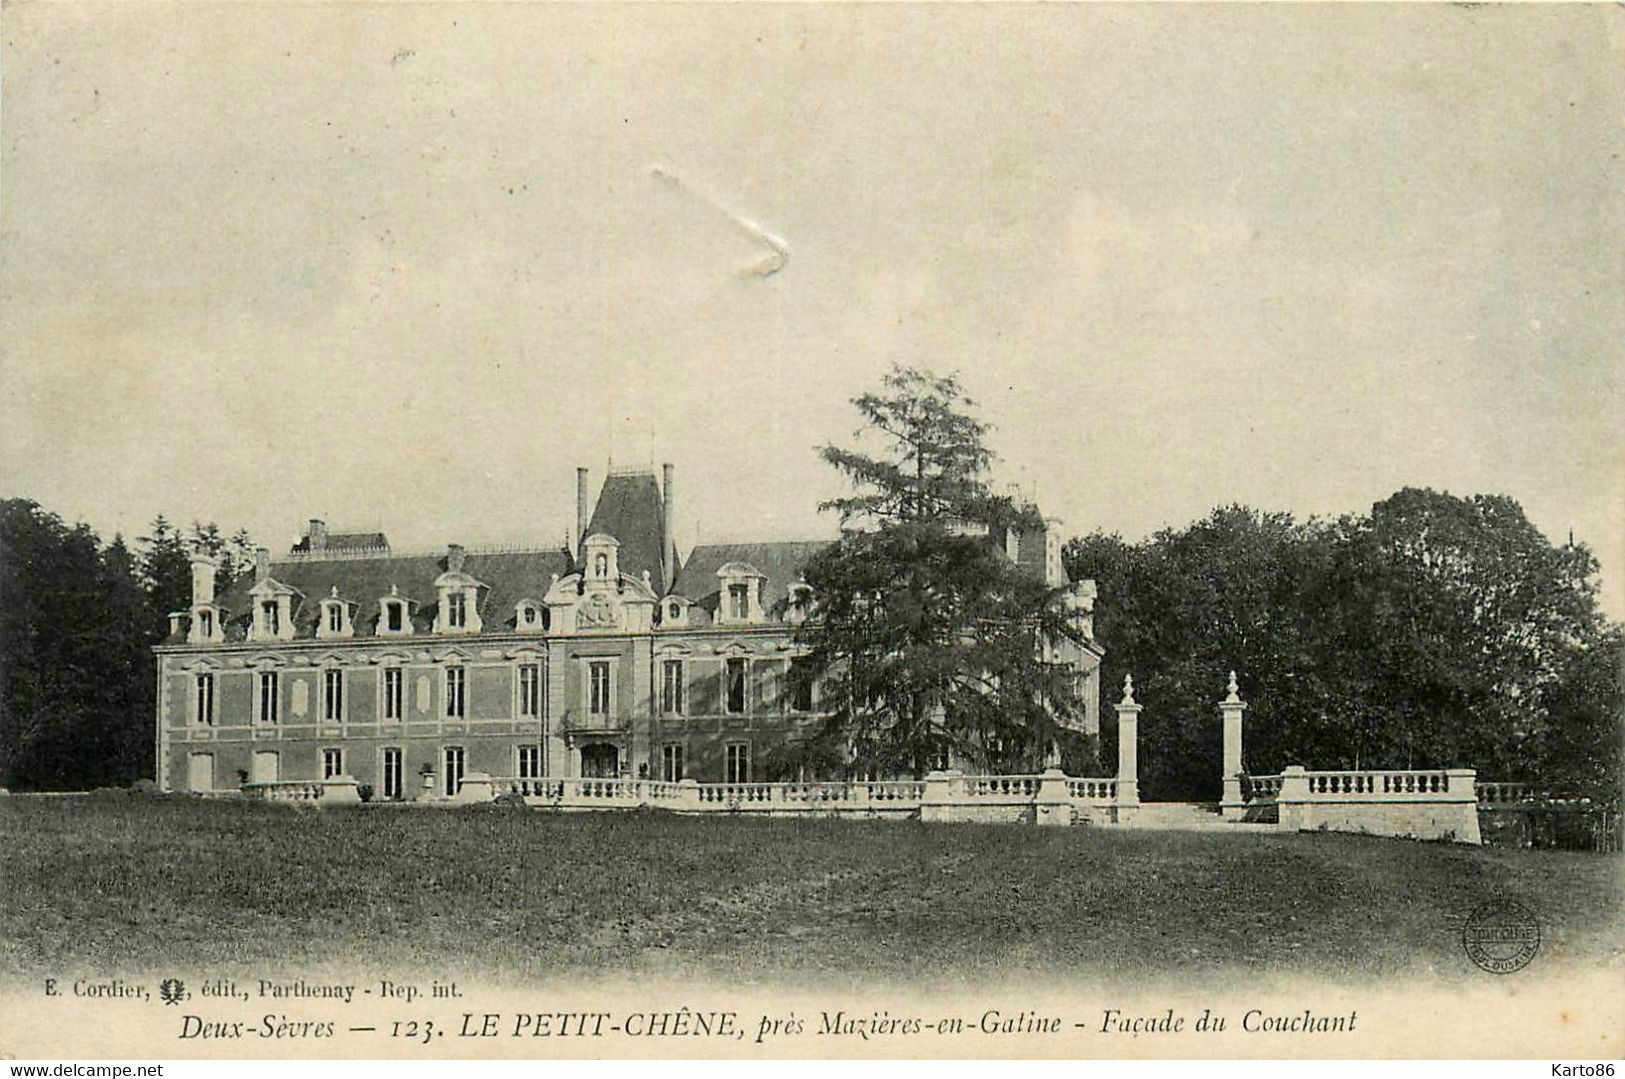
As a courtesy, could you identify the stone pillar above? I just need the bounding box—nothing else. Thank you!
[1276,765,1309,832]
[1035,767,1072,827]
[1115,675,1141,822]
[319,775,362,806]
[920,769,958,823]
[455,771,493,805]
[1220,671,1249,820]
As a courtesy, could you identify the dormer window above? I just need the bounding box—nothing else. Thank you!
[247,548,297,642]
[433,546,484,635]
[715,562,766,625]
[377,586,414,637]
[317,588,353,639]
[662,598,687,628]
[515,601,547,633]
[198,610,214,638]
[787,582,813,624]
[581,534,621,584]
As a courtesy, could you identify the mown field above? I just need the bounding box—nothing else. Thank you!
[0,794,1619,986]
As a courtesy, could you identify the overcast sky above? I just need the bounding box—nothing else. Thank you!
[3,4,1620,617]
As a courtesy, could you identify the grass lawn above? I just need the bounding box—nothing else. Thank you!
[1,794,1619,986]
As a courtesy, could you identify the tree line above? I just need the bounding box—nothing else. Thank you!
[1065,492,1621,802]
[0,500,254,790]
[1,365,1618,797]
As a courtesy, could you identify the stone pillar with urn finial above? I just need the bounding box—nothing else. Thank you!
[1115,674,1141,822]
[1219,670,1248,820]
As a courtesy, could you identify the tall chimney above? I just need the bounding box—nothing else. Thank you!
[307,518,328,553]
[575,467,591,555]
[661,462,676,592]
[255,547,271,583]
[189,550,218,607]
[446,543,466,574]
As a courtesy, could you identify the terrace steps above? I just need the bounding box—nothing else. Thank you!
[1123,801,1275,833]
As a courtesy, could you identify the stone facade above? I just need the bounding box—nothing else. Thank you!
[154,466,1104,798]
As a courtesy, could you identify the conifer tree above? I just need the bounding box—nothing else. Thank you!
[791,367,1088,778]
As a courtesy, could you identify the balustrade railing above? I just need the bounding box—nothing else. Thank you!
[415,772,1128,814]
[1242,774,1283,801]
[959,775,1042,799]
[1065,778,1117,801]
[1476,782,1534,805]
[241,779,352,803]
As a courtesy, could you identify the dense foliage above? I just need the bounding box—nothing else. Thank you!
[1066,491,1621,802]
[0,500,252,790]
[788,367,1090,777]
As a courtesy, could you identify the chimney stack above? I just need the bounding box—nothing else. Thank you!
[255,547,271,583]
[189,549,218,607]
[307,519,328,553]
[447,543,466,574]
[575,467,591,554]
[661,462,676,592]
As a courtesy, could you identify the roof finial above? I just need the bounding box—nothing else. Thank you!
[1120,673,1136,706]
[1225,670,1243,704]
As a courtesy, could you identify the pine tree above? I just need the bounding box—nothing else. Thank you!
[793,366,1088,777]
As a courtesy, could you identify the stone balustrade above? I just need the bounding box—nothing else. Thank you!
[1065,778,1117,801]
[1275,765,1479,843]
[241,776,361,805]
[1296,769,1458,799]
[470,771,1122,824]
[956,775,1042,800]
[1476,781,1534,805]
[1241,774,1283,801]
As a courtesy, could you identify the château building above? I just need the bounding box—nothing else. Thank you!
[154,465,1102,798]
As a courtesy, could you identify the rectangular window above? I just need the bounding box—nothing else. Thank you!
[790,657,815,712]
[443,746,465,797]
[198,610,213,638]
[261,601,280,636]
[761,666,779,710]
[445,667,465,719]
[725,742,750,784]
[322,748,343,779]
[588,661,611,716]
[447,591,466,629]
[517,744,541,780]
[725,658,747,715]
[661,742,684,783]
[326,605,343,633]
[728,583,749,620]
[194,673,215,726]
[381,747,402,800]
[382,668,403,721]
[322,669,344,722]
[517,663,541,717]
[660,659,684,716]
[257,671,279,724]
[386,602,404,632]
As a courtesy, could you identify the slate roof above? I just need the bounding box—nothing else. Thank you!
[290,531,390,554]
[674,540,833,622]
[207,547,573,642]
[583,471,671,588]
